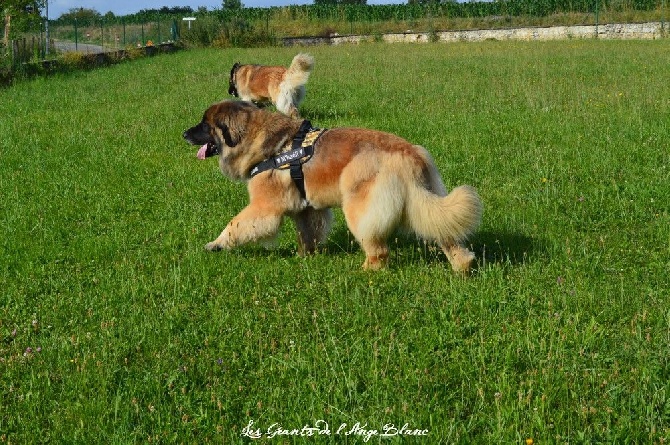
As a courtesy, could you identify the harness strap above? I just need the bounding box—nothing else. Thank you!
[249,120,324,200]
[288,120,314,198]
[290,162,306,198]
[292,120,313,150]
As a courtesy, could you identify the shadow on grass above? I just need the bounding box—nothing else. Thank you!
[323,227,545,270]
[299,106,350,123]
[472,230,545,268]
[207,225,544,271]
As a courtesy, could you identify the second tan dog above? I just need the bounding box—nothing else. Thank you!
[228,53,314,119]
[183,100,482,273]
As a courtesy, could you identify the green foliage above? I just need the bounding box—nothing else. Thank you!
[179,13,276,48]
[209,0,664,25]
[56,7,102,26]
[314,0,367,6]
[1,42,669,443]
[223,0,244,11]
[0,64,10,84]
[2,0,45,38]
[59,49,87,68]
[179,15,225,47]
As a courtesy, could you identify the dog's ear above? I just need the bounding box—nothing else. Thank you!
[215,103,250,148]
[228,63,241,96]
[218,122,238,147]
[230,62,240,77]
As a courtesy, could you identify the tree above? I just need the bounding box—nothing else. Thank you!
[3,0,45,45]
[58,7,102,25]
[223,0,243,11]
[313,0,366,5]
[407,0,440,4]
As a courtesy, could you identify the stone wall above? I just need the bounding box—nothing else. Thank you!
[283,22,667,46]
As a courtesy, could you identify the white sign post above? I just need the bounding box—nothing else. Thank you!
[182,17,196,30]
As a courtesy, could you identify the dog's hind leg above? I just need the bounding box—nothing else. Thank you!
[276,88,301,118]
[441,243,477,275]
[341,168,405,270]
[290,207,333,255]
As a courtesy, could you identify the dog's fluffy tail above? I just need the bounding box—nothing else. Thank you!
[406,183,483,248]
[285,53,314,83]
[277,53,314,118]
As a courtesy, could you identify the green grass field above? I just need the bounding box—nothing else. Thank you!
[1,40,669,443]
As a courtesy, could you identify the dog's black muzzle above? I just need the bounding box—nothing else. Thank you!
[183,123,210,145]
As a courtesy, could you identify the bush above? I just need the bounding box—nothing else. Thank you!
[179,15,278,48]
[0,67,13,86]
[124,44,146,60]
[61,51,88,70]
[180,16,226,48]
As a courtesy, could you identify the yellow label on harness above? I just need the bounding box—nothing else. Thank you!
[275,128,325,170]
[302,128,326,148]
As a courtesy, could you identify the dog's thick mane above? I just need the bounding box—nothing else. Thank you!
[216,102,303,180]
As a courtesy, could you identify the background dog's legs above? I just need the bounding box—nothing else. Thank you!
[290,207,333,256]
[276,100,300,119]
[276,87,301,118]
[287,105,300,119]
[205,205,283,251]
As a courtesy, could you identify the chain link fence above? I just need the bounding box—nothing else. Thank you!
[5,16,181,66]
[2,0,668,69]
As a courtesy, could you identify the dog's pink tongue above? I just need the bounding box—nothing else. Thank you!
[196,144,208,160]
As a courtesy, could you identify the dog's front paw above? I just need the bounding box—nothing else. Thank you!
[205,241,223,252]
[205,229,235,251]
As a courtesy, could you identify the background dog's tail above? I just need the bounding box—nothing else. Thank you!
[284,53,314,87]
[277,53,314,118]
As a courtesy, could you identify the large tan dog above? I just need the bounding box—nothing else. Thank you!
[228,53,314,119]
[183,100,482,273]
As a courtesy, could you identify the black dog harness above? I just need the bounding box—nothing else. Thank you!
[250,120,326,199]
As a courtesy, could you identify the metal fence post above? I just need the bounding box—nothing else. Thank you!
[595,0,599,38]
[45,0,50,56]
